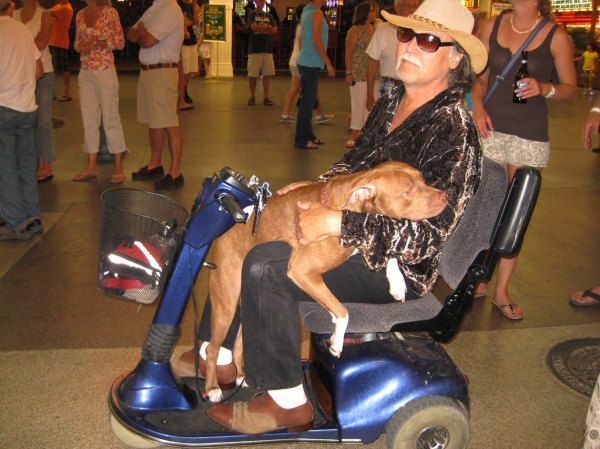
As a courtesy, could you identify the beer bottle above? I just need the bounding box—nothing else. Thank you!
[513,51,529,104]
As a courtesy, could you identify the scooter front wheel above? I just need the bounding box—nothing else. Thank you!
[109,412,161,448]
[385,395,469,449]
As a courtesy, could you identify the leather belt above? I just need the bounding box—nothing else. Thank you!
[140,62,178,71]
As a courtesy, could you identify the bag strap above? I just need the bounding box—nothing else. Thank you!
[483,14,549,105]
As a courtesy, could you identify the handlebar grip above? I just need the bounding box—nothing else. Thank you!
[220,195,247,223]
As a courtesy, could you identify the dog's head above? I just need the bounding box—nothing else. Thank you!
[341,162,447,221]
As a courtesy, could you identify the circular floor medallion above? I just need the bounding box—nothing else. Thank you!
[547,338,600,396]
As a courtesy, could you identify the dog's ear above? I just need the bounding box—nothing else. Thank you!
[343,184,377,209]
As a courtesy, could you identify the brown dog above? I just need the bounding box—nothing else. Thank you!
[203,161,447,401]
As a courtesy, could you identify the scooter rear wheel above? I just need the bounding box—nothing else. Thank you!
[109,412,161,448]
[385,395,469,449]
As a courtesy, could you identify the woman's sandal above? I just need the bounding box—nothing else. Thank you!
[569,289,600,307]
[312,138,325,145]
[111,174,126,184]
[491,300,523,320]
[73,172,97,182]
[294,141,319,149]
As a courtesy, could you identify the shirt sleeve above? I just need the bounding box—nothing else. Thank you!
[73,10,85,53]
[365,26,383,60]
[146,4,183,42]
[103,8,125,51]
[49,4,70,20]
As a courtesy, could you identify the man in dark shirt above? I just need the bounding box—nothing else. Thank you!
[178,0,198,108]
[173,0,489,436]
[246,0,277,106]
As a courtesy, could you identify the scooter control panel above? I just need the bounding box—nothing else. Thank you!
[217,167,257,196]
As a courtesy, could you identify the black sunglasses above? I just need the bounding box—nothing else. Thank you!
[396,27,454,53]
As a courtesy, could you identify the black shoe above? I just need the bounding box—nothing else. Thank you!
[132,165,164,179]
[26,218,43,234]
[184,88,193,104]
[155,174,184,189]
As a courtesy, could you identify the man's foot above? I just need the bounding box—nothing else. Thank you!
[315,114,334,124]
[132,165,164,179]
[263,98,273,106]
[569,287,600,307]
[206,392,313,435]
[179,103,194,111]
[184,89,193,104]
[26,217,44,235]
[170,349,237,387]
[155,174,184,189]
[248,98,256,106]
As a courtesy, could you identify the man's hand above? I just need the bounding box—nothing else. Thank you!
[277,180,311,195]
[296,201,342,246]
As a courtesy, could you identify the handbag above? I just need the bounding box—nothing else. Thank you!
[483,12,549,105]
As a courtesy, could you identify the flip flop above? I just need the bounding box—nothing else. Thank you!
[312,138,325,145]
[179,105,194,111]
[37,174,54,182]
[110,174,126,184]
[491,300,523,320]
[569,289,600,307]
[73,172,97,182]
[59,96,72,102]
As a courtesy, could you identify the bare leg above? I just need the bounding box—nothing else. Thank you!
[282,76,301,117]
[63,71,70,98]
[263,76,270,100]
[148,128,166,169]
[164,126,183,178]
[204,58,210,78]
[113,152,124,177]
[178,60,192,109]
[249,77,257,99]
[78,152,98,176]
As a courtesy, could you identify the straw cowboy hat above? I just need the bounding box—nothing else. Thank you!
[382,0,488,74]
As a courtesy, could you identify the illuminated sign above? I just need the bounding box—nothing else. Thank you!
[552,0,591,9]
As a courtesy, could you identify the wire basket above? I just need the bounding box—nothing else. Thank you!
[98,189,189,304]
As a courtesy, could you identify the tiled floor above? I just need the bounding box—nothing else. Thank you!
[0,73,599,448]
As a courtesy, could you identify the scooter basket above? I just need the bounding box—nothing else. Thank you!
[98,188,189,304]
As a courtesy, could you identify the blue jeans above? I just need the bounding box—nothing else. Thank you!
[35,72,56,162]
[294,65,319,146]
[0,106,40,230]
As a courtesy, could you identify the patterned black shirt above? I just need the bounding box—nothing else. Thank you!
[316,84,482,296]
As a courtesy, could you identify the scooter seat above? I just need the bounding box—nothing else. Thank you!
[299,157,508,335]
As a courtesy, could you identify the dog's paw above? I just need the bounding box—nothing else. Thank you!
[329,312,348,358]
[207,388,223,403]
[236,377,248,387]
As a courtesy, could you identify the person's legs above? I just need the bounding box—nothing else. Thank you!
[14,110,39,224]
[97,68,127,177]
[262,75,270,101]
[249,77,257,99]
[77,69,101,176]
[35,72,56,178]
[148,128,166,168]
[178,59,192,109]
[294,65,318,146]
[164,126,183,178]
[282,75,301,118]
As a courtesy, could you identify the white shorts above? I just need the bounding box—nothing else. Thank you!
[198,42,211,59]
[181,45,199,74]
[481,130,550,168]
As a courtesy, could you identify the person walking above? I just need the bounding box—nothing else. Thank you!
[48,0,73,102]
[344,1,379,148]
[280,4,334,125]
[72,0,128,184]
[0,0,44,240]
[13,0,56,183]
[471,0,577,319]
[127,0,185,189]
[293,0,335,148]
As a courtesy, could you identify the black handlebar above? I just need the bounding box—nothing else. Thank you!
[220,195,247,223]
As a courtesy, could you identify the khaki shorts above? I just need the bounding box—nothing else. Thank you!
[181,45,199,74]
[137,68,179,129]
[481,130,550,168]
[247,53,275,78]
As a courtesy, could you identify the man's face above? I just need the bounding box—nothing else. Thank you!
[395,29,461,90]
[395,0,418,17]
[255,0,265,11]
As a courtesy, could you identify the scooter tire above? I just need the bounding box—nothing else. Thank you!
[109,412,162,448]
[385,395,469,449]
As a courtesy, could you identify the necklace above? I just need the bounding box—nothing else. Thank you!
[510,13,541,34]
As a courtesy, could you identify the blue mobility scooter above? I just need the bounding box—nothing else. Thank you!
[100,159,540,449]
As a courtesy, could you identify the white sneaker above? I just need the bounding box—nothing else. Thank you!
[280,116,296,123]
[316,114,335,124]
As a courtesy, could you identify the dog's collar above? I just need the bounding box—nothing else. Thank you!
[321,184,329,207]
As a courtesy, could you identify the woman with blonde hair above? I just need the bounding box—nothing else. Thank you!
[73,0,128,183]
[471,0,576,319]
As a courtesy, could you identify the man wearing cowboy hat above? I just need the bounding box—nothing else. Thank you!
[185,0,487,435]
